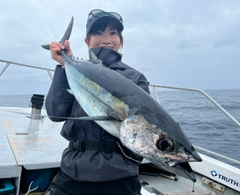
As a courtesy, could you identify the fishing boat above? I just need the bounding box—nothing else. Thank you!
[1,59,240,195]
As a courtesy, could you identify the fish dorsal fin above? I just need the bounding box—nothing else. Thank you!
[88,49,102,64]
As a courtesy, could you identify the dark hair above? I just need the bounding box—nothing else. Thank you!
[86,22,123,47]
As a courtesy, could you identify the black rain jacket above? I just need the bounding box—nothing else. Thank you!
[45,47,150,182]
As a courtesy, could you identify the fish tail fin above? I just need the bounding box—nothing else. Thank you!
[41,16,74,50]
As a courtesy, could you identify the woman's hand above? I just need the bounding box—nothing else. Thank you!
[50,40,73,67]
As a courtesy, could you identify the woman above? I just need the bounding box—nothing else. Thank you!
[46,9,150,195]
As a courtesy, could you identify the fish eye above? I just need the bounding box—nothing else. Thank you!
[156,137,174,152]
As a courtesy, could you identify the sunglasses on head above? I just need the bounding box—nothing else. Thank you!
[88,9,123,22]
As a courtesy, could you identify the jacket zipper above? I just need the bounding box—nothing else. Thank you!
[75,152,83,180]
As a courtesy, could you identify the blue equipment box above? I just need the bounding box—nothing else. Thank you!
[0,179,15,195]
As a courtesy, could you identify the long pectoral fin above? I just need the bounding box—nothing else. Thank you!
[46,115,119,121]
[74,116,118,121]
[3,109,119,121]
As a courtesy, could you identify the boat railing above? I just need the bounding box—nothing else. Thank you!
[0,59,54,79]
[1,59,240,167]
[150,84,240,167]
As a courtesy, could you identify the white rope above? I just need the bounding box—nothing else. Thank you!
[116,142,142,164]
[22,181,39,195]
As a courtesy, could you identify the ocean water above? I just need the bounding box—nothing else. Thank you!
[152,89,240,166]
[1,89,240,165]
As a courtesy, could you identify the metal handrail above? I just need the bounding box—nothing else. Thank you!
[0,59,54,80]
[150,84,240,128]
[194,145,240,166]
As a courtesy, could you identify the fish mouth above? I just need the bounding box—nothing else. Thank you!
[175,162,197,182]
[186,148,202,162]
[164,151,202,182]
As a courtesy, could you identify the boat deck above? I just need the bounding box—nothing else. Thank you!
[0,107,66,169]
[1,107,240,195]
[0,107,156,194]
[0,107,65,194]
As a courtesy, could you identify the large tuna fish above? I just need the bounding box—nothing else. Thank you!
[42,17,202,182]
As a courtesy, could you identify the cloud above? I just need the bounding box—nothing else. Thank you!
[213,38,238,48]
[177,40,197,50]
[0,0,240,95]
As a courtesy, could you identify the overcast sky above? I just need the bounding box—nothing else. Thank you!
[0,0,239,95]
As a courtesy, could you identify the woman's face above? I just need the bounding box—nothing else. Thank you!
[85,22,122,52]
